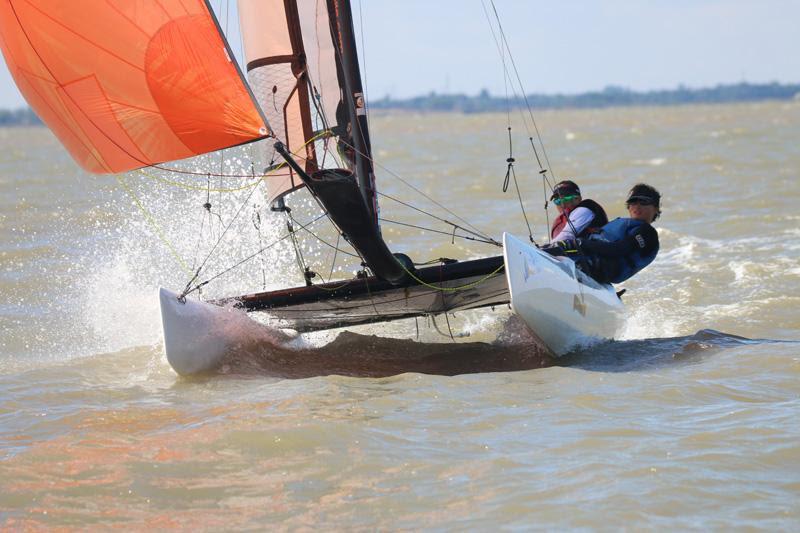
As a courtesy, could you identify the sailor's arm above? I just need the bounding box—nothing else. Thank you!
[579,224,659,257]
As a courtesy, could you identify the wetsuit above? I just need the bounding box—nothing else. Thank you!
[543,217,659,284]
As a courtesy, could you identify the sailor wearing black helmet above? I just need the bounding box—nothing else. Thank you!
[544,183,661,284]
[549,180,608,241]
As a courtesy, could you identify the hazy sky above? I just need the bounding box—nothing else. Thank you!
[1,0,798,108]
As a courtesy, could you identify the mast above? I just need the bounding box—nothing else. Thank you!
[327,0,379,227]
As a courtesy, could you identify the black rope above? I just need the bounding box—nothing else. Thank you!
[502,127,513,192]
[286,212,312,286]
[413,257,457,266]
[541,169,552,241]
[509,163,536,244]
[501,127,535,244]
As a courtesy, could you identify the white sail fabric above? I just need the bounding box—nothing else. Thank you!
[238,0,345,202]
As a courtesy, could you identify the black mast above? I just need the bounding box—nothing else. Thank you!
[327,0,379,226]
[274,0,411,285]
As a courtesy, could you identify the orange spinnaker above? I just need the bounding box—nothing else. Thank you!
[0,0,269,173]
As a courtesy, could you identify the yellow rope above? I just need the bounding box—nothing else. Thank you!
[115,175,193,276]
[401,262,505,292]
[312,262,504,295]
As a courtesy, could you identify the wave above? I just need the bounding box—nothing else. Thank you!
[559,329,794,373]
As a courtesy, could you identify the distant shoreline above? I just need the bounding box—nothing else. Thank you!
[1,81,798,125]
[370,82,800,113]
[0,107,41,126]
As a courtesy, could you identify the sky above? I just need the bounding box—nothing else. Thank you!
[1,0,798,108]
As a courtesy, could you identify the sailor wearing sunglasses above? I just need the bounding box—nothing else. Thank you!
[543,183,662,284]
[549,180,608,241]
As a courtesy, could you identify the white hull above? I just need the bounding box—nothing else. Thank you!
[159,235,624,375]
[502,233,624,355]
[159,288,250,375]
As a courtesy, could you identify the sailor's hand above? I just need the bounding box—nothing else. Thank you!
[556,239,580,254]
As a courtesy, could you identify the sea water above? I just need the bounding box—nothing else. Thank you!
[1,102,798,529]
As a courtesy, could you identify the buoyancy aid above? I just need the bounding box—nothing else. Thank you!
[550,199,609,239]
[587,217,659,284]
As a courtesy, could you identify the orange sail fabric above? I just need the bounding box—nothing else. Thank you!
[0,0,269,174]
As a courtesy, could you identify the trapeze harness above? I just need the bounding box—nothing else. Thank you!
[550,199,609,239]
[584,218,659,284]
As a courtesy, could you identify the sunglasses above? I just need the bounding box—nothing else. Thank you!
[553,194,578,206]
[626,198,656,207]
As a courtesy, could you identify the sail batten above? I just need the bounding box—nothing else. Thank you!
[0,0,269,174]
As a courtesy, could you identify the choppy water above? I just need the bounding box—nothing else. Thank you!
[1,102,799,529]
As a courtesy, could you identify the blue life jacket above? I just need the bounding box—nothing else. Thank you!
[587,218,659,283]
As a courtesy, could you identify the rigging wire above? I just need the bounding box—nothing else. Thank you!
[481,2,536,243]
[483,0,558,183]
[145,164,289,179]
[286,211,312,286]
[328,233,342,280]
[180,212,329,299]
[379,218,498,247]
[333,138,497,243]
[136,167,265,192]
[376,191,500,246]
[502,126,535,243]
[180,165,265,297]
[481,0,587,244]
[292,220,360,258]
[252,206,269,290]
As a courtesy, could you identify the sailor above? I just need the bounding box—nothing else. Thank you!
[544,183,661,284]
[549,180,608,241]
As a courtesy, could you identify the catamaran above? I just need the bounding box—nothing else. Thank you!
[0,0,624,375]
